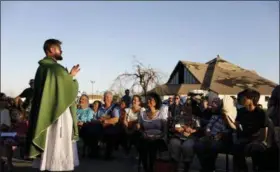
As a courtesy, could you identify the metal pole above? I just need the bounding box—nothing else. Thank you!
[90,80,95,96]
[92,83,93,96]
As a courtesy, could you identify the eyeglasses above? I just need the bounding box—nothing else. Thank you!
[175,97,180,100]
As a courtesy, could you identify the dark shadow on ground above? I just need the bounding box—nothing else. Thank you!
[2,149,254,172]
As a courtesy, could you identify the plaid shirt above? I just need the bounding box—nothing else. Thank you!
[206,115,228,136]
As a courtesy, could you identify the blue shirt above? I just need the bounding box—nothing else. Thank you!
[97,104,120,119]
[77,108,94,123]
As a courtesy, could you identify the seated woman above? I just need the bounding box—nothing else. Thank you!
[168,109,201,172]
[119,99,127,125]
[90,100,102,120]
[0,94,13,172]
[86,100,101,155]
[76,95,94,156]
[115,99,127,150]
[1,96,29,163]
[138,92,167,172]
[198,98,213,128]
[194,97,230,172]
[11,106,29,160]
[120,95,144,155]
[77,94,94,127]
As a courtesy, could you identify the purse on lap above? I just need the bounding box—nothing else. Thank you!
[142,129,164,141]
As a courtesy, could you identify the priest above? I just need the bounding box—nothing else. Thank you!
[25,39,80,171]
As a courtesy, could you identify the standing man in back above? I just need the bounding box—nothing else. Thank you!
[122,89,131,108]
[26,39,80,171]
[15,79,34,113]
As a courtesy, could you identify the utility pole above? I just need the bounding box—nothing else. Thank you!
[90,80,95,96]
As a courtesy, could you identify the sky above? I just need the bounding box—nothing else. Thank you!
[1,1,279,97]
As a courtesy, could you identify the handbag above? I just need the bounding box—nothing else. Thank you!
[142,131,165,141]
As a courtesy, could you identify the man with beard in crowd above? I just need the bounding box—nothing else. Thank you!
[26,39,80,171]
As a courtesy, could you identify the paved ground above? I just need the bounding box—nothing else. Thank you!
[3,148,253,172]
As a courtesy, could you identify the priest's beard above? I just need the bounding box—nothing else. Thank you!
[54,53,63,61]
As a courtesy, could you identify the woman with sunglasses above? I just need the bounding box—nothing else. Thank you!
[168,95,184,118]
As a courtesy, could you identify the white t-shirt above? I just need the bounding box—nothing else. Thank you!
[0,109,11,127]
[125,107,145,122]
[159,105,169,120]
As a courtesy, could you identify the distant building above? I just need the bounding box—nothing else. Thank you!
[149,55,277,109]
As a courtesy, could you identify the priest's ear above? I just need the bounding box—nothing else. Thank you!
[43,39,62,54]
[43,45,57,55]
[49,46,58,54]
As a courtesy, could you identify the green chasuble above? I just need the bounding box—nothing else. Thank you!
[25,57,79,158]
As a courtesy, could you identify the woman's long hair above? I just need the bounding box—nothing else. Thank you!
[9,97,27,123]
[132,95,142,108]
[91,100,102,110]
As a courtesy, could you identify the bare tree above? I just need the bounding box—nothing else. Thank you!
[111,59,165,98]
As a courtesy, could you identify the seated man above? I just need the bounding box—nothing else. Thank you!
[194,97,230,172]
[233,89,271,172]
[96,91,120,160]
[168,112,200,172]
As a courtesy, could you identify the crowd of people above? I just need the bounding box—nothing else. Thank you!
[1,84,280,172]
[0,39,279,172]
[0,88,30,171]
